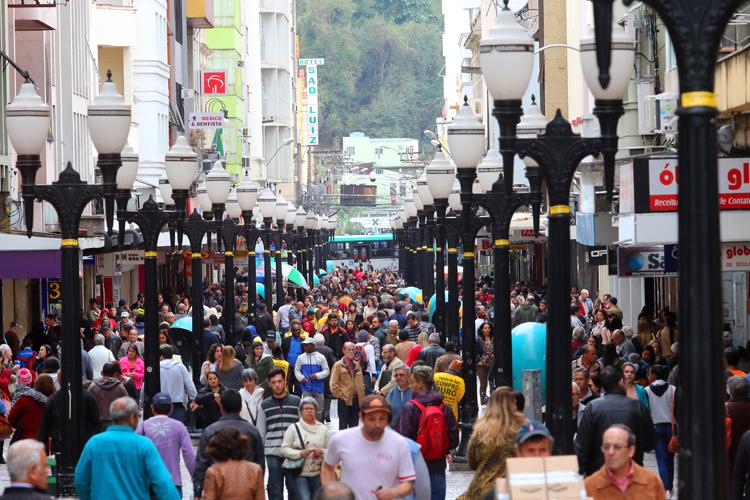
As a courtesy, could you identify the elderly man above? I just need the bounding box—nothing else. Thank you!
[88,334,115,381]
[0,440,50,500]
[584,425,666,500]
[574,367,599,405]
[75,398,180,500]
[571,344,603,379]
[612,329,636,359]
[375,344,406,396]
[417,333,445,370]
[385,319,402,346]
[165,312,176,327]
[386,365,412,427]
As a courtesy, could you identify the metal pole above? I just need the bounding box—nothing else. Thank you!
[143,251,161,420]
[447,243,459,346]
[434,201,448,337]
[224,251,235,345]
[263,219,274,313]
[275,229,284,310]
[191,253,204,390]
[493,238,513,387]
[424,207,435,304]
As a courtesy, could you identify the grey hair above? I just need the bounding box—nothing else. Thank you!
[428,333,441,344]
[389,320,399,328]
[382,344,396,354]
[411,365,434,387]
[622,325,634,339]
[0,345,11,356]
[394,365,411,375]
[110,397,139,424]
[7,439,45,480]
[241,368,258,383]
[299,396,319,412]
[607,424,636,447]
[574,367,590,379]
[572,382,580,394]
[728,375,750,397]
[94,334,106,346]
[572,326,585,340]
[611,329,623,339]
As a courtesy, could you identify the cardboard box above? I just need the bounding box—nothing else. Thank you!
[494,478,509,500]
[506,457,547,500]
[544,455,581,499]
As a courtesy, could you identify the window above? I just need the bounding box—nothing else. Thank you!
[174,0,184,42]
[346,146,355,155]
[390,182,397,197]
[407,146,414,153]
[375,147,384,154]
[372,240,393,258]
[330,242,352,259]
[398,145,404,151]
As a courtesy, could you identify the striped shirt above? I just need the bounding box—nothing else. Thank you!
[259,394,301,457]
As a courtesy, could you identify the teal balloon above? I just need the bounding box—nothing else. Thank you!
[511,322,547,405]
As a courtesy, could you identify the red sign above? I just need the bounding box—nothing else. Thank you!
[648,158,750,211]
[520,230,535,237]
[201,70,228,96]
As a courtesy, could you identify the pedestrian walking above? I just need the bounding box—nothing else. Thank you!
[239,368,265,427]
[584,425,667,500]
[433,342,461,374]
[374,344,405,396]
[728,375,750,472]
[38,373,101,454]
[193,372,225,428]
[574,367,599,405]
[136,393,196,498]
[281,397,332,500]
[314,334,337,423]
[87,363,127,429]
[214,346,245,390]
[283,320,306,396]
[330,342,366,430]
[575,367,657,475]
[322,395,416,500]
[417,333,445,370]
[295,338,330,421]
[202,427,265,500]
[118,344,144,394]
[259,367,301,500]
[457,388,524,500]
[9,374,54,444]
[395,365,458,500]
[644,365,676,497]
[75,398,180,500]
[193,390,265,498]
[158,345,197,423]
[0,440,52,500]
[476,322,495,405]
[433,360,465,421]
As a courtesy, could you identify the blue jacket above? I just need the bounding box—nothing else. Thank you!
[387,385,412,427]
[75,425,180,500]
[294,351,330,393]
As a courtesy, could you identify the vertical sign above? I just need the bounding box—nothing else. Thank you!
[299,59,324,146]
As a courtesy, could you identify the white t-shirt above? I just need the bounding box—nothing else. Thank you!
[325,426,416,499]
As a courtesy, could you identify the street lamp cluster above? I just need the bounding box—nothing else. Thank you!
[5,70,337,495]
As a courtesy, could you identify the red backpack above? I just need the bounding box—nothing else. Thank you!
[353,344,368,371]
[412,401,449,460]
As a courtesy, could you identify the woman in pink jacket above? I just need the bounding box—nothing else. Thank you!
[119,344,145,392]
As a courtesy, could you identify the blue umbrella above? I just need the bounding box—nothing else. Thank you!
[170,317,192,332]
[256,283,265,298]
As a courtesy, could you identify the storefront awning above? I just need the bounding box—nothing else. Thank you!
[0,233,104,279]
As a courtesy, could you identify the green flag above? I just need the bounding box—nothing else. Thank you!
[213,128,225,155]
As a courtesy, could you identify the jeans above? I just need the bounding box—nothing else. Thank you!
[169,404,186,424]
[294,475,321,500]
[302,391,324,421]
[337,398,360,430]
[323,394,332,421]
[280,325,290,336]
[429,472,446,500]
[363,374,374,396]
[654,423,675,491]
[267,455,298,500]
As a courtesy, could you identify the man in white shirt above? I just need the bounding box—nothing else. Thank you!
[322,395,415,500]
[88,334,115,380]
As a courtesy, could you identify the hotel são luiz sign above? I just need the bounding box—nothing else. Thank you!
[300,58,324,146]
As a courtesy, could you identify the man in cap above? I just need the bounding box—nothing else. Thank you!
[136,393,195,498]
[433,359,465,421]
[263,330,278,357]
[314,333,337,422]
[322,395,416,500]
[3,321,21,358]
[119,311,133,327]
[295,337,330,421]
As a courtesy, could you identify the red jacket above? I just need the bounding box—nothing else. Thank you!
[8,395,45,440]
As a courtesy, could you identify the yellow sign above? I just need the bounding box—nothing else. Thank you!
[48,280,61,302]
[434,372,465,421]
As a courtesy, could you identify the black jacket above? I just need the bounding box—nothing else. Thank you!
[37,389,101,454]
[315,344,337,396]
[0,487,55,500]
[193,414,265,496]
[574,390,657,475]
[281,335,304,363]
[417,344,445,370]
[255,312,275,340]
[731,429,750,500]
[322,327,347,359]
[194,384,226,429]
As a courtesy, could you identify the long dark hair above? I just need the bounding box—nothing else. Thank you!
[246,341,263,369]
[478,321,494,341]
[601,342,618,367]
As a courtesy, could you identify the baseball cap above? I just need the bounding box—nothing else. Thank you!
[515,419,552,445]
[101,320,111,330]
[9,321,21,328]
[314,334,325,343]
[17,368,32,387]
[266,331,277,341]
[152,392,172,405]
[121,311,130,318]
[360,394,392,414]
[302,337,317,346]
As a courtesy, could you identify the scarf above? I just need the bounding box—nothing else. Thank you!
[11,385,47,407]
[342,356,357,380]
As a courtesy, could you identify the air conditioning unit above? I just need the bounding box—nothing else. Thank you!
[237,61,245,68]
[645,92,679,134]
[239,128,251,137]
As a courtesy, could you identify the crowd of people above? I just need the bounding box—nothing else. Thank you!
[0,263,747,500]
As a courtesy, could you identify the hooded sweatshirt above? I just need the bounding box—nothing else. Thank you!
[513,301,538,325]
[645,380,675,425]
[136,415,196,487]
[87,377,128,424]
[294,351,330,393]
[160,358,197,407]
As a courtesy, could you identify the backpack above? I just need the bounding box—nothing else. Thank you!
[15,349,37,371]
[412,400,449,460]
[353,344,368,372]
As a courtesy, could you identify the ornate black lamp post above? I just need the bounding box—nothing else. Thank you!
[7,74,131,495]
[479,0,633,455]
[258,188,279,312]
[236,172,260,322]
[425,151,453,336]
[417,174,436,306]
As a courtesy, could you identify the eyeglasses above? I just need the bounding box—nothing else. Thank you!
[302,407,316,412]
[600,444,630,452]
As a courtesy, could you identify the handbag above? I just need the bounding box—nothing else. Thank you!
[281,424,307,476]
[668,386,679,453]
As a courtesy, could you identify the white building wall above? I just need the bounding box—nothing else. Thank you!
[133,0,170,198]
[245,0,265,182]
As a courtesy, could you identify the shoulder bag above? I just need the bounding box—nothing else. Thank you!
[282,424,307,476]
[668,386,679,453]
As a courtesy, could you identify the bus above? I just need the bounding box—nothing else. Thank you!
[327,234,398,271]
